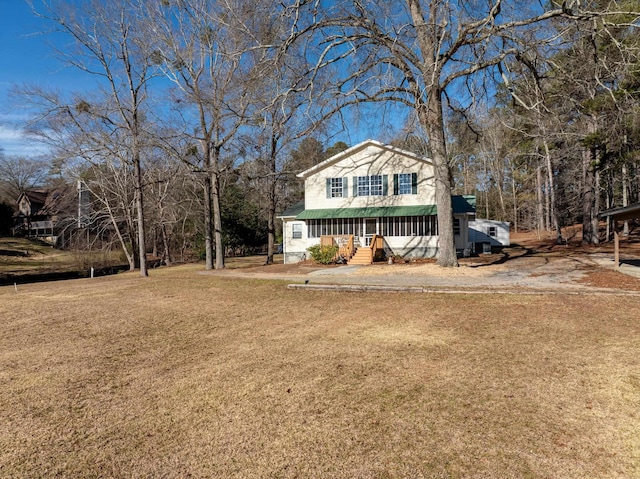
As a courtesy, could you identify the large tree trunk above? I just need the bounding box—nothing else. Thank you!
[203,175,214,270]
[266,135,278,265]
[622,162,629,236]
[201,139,214,270]
[605,171,612,242]
[266,200,275,265]
[582,147,599,244]
[127,201,139,270]
[134,155,148,277]
[211,145,224,270]
[405,0,457,267]
[161,223,172,267]
[543,139,563,244]
[592,169,600,244]
[536,161,544,237]
[419,95,458,267]
[511,161,518,233]
[212,171,224,269]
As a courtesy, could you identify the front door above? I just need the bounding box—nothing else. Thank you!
[364,218,377,246]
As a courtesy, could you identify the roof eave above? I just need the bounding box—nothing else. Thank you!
[599,203,640,221]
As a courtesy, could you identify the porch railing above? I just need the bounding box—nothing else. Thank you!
[320,234,355,261]
[369,234,384,262]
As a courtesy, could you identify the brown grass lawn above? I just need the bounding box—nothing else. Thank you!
[0,237,124,276]
[1,265,639,478]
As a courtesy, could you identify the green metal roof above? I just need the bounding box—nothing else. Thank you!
[296,205,438,219]
[296,195,475,220]
[452,195,476,213]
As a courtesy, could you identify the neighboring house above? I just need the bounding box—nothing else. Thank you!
[14,181,90,246]
[278,139,485,264]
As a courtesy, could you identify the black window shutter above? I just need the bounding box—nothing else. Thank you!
[411,173,418,194]
[382,175,388,196]
[393,174,399,195]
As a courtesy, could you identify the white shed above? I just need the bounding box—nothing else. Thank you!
[468,219,510,253]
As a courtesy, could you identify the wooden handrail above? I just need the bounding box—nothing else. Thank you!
[319,234,383,264]
[368,234,383,263]
[320,234,355,261]
[344,235,354,259]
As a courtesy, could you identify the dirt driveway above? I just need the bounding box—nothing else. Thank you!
[209,242,640,295]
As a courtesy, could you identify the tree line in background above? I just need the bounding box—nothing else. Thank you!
[1,0,638,273]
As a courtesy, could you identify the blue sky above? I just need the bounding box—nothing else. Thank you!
[0,1,404,159]
[0,0,88,157]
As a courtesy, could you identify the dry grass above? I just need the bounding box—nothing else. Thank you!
[0,237,123,275]
[1,265,639,478]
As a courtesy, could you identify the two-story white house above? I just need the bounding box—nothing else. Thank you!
[278,139,484,264]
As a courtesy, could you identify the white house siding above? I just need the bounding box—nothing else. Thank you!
[303,144,436,210]
[281,219,310,264]
[18,198,32,216]
[469,219,510,251]
[278,140,480,264]
[284,225,440,261]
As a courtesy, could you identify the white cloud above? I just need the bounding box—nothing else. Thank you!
[0,125,48,157]
[0,125,23,141]
[0,112,31,122]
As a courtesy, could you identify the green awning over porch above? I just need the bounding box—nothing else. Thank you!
[295,195,476,220]
[296,205,438,220]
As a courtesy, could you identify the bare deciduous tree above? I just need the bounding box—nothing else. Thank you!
[0,154,50,201]
[143,0,275,270]
[284,0,639,265]
[29,0,162,276]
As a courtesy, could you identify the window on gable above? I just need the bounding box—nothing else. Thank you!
[326,177,347,198]
[398,173,412,195]
[488,226,497,237]
[330,177,344,198]
[357,175,384,196]
[393,173,418,195]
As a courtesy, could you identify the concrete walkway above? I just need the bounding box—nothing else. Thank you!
[287,282,639,296]
[207,250,640,296]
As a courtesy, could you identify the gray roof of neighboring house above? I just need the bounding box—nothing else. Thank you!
[599,203,640,222]
[277,201,305,218]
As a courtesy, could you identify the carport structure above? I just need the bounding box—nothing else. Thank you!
[599,203,640,268]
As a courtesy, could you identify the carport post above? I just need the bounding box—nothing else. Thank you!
[600,203,640,269]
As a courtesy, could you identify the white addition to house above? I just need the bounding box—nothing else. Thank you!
[278,139,505,264]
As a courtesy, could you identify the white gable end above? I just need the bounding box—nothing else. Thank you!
[301,140,436,211]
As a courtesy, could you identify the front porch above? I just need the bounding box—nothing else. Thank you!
[320,234,385,265]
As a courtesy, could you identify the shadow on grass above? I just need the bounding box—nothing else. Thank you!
[0,264,130,286]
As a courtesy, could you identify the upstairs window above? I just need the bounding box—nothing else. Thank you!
[326,177,348,198]
[354,175,386,196]
[488,226,497,237]
[393,173,418,195]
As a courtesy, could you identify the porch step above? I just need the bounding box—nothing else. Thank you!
[347,247,372,265]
